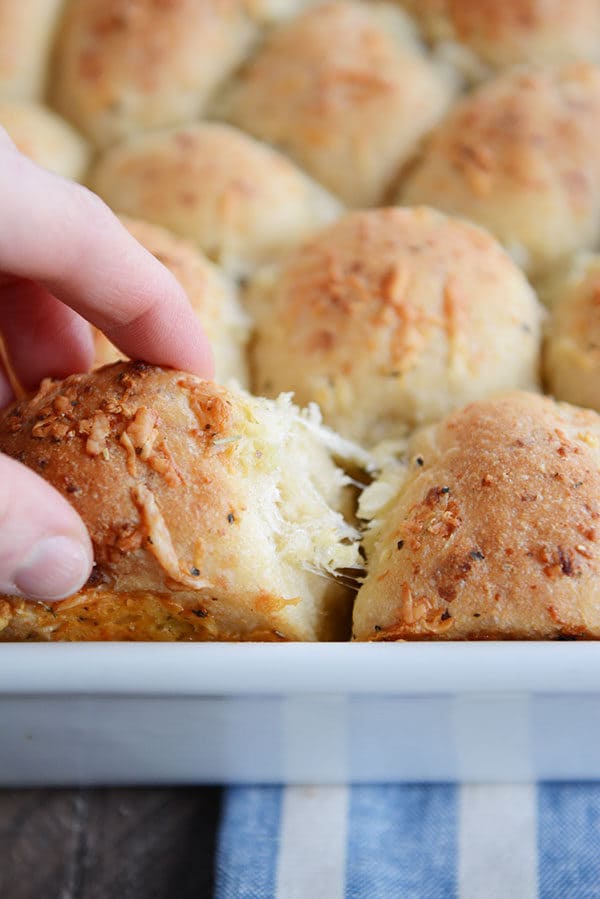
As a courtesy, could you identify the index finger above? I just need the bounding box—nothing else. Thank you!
[0,142,214,379]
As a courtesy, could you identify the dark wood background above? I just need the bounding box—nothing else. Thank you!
[0,788,222,899]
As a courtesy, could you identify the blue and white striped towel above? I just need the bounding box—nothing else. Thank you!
[214,783,600,898]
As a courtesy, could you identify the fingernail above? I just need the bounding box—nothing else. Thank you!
[14,536,92,601]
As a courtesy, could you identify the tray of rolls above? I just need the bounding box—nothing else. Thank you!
[4,0,600,783]
[3,0,600,644]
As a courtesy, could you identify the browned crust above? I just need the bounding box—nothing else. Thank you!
[0,361,354,642]
[0,592,290,642]
[0,361,235,591]
[353,392,600,641]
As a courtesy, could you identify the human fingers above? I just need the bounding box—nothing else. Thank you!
[0,453,93,601]
[0,351,14,408]
[0,277,94,390]
[0,144,214,378]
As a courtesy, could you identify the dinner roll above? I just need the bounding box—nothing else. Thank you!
[217,0,458,206]
[51,0,277,148]
[543,254,600,412]
[354,391,600,640]
[94,218,250,386]
[249,207,543,444]
[90,123,342,277]
[400,64,600,277]
[0,0,64,100]
[0,100,90,181]
[0,363,361,642]
[397,0,600,70]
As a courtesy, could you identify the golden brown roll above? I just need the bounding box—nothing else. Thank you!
[353,391,600,640]
[51,0,292,148]
[94,218,250,386]
[0,0,64,100]
[89,122,342,277]
[397,0,600,70]
[0,362,361,642]
[543,254,600,412]
[400,63,600,278]
[249,207,543,444]
[217,0,458,206]
[0,100,90,180]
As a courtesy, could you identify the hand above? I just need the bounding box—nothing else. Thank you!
[0,132,214,602]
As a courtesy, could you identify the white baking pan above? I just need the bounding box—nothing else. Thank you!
[0,642,598,785]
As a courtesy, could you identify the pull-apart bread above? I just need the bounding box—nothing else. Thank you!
[0,100,90,181]
[90,122,342,278]
[400,63,600,278]
[0,0,64,100]
[0,363,361,642]
[396,0,600,71]
[217,0,458,206]
[543,254,600,413]
[353,392,600,640]
[249,207,543,444]
[51,0,310,148]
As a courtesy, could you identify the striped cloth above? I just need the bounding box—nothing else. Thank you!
[214,783,600,898]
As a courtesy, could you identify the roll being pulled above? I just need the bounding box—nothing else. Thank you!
[0,362,363,642]
[353,391,600,641]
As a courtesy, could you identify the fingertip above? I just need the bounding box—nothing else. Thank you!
[14,535,93,601]
[170,309,215,381]
[0,456,93,601]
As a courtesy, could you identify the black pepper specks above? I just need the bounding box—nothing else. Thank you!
[440,610,451,621]
[558,547,575,576]
[469,550,485,561]
[192,608,208,618]
[374,625,382,632]
[416,456,424,467]
[190,567,201,577]
[397,540,404,550]
[440,486,450,495]
[227,512,235,524]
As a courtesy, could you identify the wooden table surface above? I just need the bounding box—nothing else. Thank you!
[0,787,222,899]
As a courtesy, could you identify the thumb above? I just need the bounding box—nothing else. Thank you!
[0,454,93,601]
